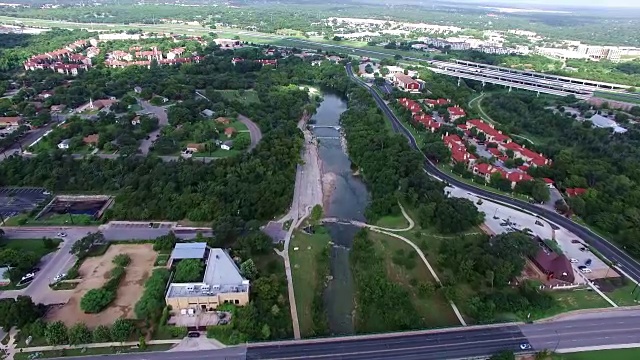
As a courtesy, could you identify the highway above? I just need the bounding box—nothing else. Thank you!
[345,63,640,284]
[42,312,640,360]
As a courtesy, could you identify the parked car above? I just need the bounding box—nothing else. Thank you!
[580,268,592,274]
[570,258,579,263]
[535,220,543,226]
[571,239,581,244]
[578,265,587,270]
[579,247,588,252]
[57,232,67,237]
[585,258,592,266]
[187,332,200,338]
[53,273,66,282]
[519,343,532,350]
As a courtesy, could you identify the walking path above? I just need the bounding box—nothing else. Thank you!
[18,339,180,353]
[363,226,468,326]
[469,92,537,144]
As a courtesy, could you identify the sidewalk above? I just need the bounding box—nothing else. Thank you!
[18,339,180,353]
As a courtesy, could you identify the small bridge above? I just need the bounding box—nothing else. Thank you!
[309,125,341,131]
[316,136,340,140]
[321,217,365,227]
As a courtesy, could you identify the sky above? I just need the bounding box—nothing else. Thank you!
[449,0,640,8]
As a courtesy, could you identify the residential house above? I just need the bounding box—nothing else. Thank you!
[424,98,449,107]
[83,134,100,147]
[466,119,510,143]
[224,127,236,138]
[473,163,505,183]
[413,114,441,132]
[57,139,71,149]
[164,244,250,311]
[50,105,66,113]
[447,106,466,121]
[0,117,23,128]
[543,178,555,188]
[166,47,186,60]
[398,98,423,114]
[221,140,234,151]
[215,117,230,125]
[256,59,277,67]
[201,109,215,118]
[392,73,424,92]
[186,143,205,152]
[505,171,533,188]
[498,142,550,167]
[135,47,162,61]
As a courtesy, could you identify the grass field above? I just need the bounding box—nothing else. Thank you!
[217,89,260,106]
[555,348,640,360]
[544,289,612,317]
[594,91,640,105]
[0,237,62,258]
[369,231,461,328]
[3,213,99,226]
[290,228,332,338]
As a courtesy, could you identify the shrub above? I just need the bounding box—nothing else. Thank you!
[68,323,92,345]
[45,321,68,346]
[103,266,126,292]
[111,319,134,342]
[112,254,131,267]
[134,268,170,320]
[92,325,111,343]
[80,288,115,313]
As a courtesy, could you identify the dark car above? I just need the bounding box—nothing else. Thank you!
[187,332,200,338]
[585,259,592,266]
[571,239,581,244]
[579,247,588,252]
[578,265,587,270]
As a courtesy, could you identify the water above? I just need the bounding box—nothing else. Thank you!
[310,93,370,335]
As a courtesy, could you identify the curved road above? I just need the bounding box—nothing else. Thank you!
[345,63,640,284]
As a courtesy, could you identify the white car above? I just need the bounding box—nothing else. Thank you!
[53,273,66,282]
[21,273,35,281]
[57,232,67,237]
[580,268,592,274]
[570,258,579,263]
[519,343,532,350]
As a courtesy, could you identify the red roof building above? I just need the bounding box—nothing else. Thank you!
[0,117,23,127]
[487,147,502,157]
[498,141,550,167]
[466,119,510,143]
[256,59,278,66]
[393,73,423,92]
[566,188,587,197]
[424,98,449,107]
[398,98,423,114]
[532,247,575,284]
[447,106,466,120]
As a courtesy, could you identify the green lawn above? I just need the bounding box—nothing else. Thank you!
[545,289,612,317]
[49,281,79,290]
[3,213,99,226]
[555,348,640,360]
[369,231,461,328]
[290,228,332,338]
[606,282,640,306]
[594,90,640,105]
[13,344,174,360]
[374,213,410,229]
[217,89,260,106]
[0,238,62,258]
[154,254,170,267]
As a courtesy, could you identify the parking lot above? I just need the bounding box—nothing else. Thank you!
[0,187,49,218]
[448,185,613,279]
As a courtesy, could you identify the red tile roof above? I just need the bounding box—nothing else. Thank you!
[467,119,510,143]
[566,188,587,197]
[0,117,23,126]
[425,98,449,106]
[506,172,533,183]
[543,178,554,184]
[487,147,502,156]
[448,106,466,117]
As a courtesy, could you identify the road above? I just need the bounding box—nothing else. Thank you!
[237,114,263,151]
[345,63,640,285]
[137,99,169,156]
[0,122,58,160]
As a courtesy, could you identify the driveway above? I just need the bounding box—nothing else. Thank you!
[137,100,170,155]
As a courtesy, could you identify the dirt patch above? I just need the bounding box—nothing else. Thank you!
[322,172,337,209]
[46,244,156,328]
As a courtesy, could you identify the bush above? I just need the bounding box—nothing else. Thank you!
[68,323,92,345]
[93,325,111,343]
[112,254,131,267]
[134,268,170,320]
[103,266,126,292]
[45,321,68,345]
[111,319,134,342]
[173,259,203,283]
[80,288,115,314]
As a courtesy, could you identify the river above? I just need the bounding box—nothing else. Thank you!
[310,93,370,335]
